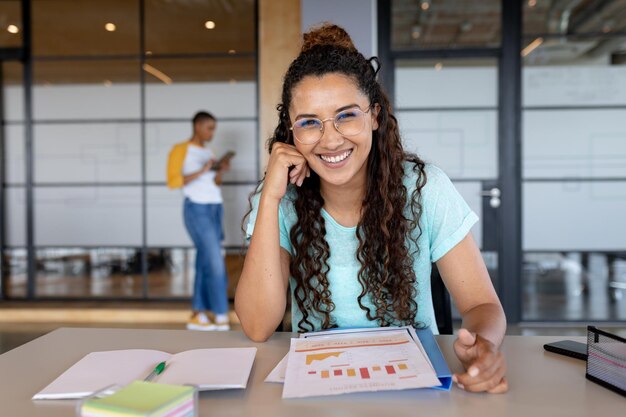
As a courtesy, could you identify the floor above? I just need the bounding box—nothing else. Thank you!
[2,250,245,299]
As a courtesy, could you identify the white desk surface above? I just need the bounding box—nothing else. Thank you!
[0,328,622,417]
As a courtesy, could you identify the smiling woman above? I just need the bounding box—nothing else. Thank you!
[236,23,508,394]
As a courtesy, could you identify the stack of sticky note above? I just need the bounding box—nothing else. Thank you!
[79,381,195,417]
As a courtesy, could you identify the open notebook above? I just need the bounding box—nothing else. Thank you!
[33,348,257,400]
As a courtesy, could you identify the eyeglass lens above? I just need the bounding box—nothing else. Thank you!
[292,108,367,144]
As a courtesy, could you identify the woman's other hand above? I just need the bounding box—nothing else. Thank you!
[452,328,508,393]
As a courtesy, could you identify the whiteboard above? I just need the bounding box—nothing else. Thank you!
[523,66,626,107]
[34,187,143,246]
[523,109,626,179]
[523,181,626,251]
[396,67,497,109]
[397,110,498,180]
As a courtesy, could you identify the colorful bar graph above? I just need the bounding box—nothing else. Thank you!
[314,362,412,380]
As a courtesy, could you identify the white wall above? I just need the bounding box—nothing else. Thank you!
[396,67,497,108]
[523,181,626,251]
[522,66,626,251]
[395,65,499,248]
[396,63,626,251]
[4,82,257,121]
[397,110,498,180]
[523,66,626,107]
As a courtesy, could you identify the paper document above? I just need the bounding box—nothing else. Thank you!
[265,354,288,383]
[265,326,436,384]
[282,329,441,398]
[33,348,257,400]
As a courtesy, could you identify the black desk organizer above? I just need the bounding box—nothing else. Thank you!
[585,326,626,397]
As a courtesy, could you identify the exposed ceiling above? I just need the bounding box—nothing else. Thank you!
[392,0,626,65]
[1,0,625,85]
[392,0,502,49]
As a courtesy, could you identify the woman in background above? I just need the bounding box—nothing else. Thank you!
[167,111,230,331]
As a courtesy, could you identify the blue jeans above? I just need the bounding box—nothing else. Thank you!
[183,199,228,314]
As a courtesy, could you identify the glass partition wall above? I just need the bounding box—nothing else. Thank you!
[384,0,626,322]
[522,1,626,321]
[0,0,258,300]
[1,0,25,299]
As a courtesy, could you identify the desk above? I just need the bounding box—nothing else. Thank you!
[0,328,622,416]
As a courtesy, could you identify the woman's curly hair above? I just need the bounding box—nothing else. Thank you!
[247,24,428,332]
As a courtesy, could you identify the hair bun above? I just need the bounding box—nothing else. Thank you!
[301,23,357,53]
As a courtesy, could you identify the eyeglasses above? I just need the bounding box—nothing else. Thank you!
[290,106,372,145]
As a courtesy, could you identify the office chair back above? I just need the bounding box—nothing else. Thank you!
[430,264,453,334]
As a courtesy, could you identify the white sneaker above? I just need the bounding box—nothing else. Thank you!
[215,322,230,331]
[186,312,217,331]
[214,313,230,331]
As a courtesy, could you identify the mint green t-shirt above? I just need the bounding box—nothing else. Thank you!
[245,163,478,334]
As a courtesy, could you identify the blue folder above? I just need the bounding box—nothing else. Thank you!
[414,328,452,391]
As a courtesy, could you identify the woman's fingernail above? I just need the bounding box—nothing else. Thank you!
[452,375,458,383]
[457,384,465,390]
[468,367,479,377]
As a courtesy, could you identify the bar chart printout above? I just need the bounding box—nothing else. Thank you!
[282,331,440,398]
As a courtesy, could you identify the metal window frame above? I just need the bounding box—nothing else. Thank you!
[0,61,5,299]
[498,0,523,323]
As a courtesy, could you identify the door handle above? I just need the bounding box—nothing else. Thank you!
[480,187,501,208]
